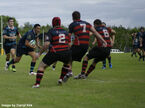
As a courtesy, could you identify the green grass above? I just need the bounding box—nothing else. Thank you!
[0,53,145,108]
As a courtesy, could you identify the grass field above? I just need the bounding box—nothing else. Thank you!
[0,53,145,108]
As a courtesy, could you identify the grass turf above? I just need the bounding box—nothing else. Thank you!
[0,53,145,108]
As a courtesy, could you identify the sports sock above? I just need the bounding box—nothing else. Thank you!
[102,59,106,67]
[12,65,15,69]
[36,70,44,84]
[85,64,95,76]
[60,65,70,80]
[8,59,15,66]
[81,61,88,74]
[108,56,111,64]
[30,62,36,72]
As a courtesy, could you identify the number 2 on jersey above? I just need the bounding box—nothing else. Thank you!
[59,34,65,43]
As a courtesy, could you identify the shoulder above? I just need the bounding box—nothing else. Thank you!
[4,26,9,30]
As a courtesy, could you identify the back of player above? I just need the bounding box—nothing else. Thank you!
[42,27,71,66]
[33,17,72,88]
[74,19,111,79]
[69,11,92,62]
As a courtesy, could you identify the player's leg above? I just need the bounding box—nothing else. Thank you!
[32,52,56,88]
[138,48,142,61]
[28,51,37,75]
[85,59,98,77]
[108,55,112,68]
[102,59,106,69]
[52,62,57,71]
[4,45,10,70]
[10,48,16,72]
[32,61,48,88]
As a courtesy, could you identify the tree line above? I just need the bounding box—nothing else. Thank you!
[0,15,142,52]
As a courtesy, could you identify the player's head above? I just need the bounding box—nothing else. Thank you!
[52,17,61,27]
[8,17,14,27]
[72,11,80,21]
[102,22,106,26]
[33,24,41,34]
[93,19,102,27]
[140,27,144,32]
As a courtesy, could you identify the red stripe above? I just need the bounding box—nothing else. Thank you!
[75,30,90,35]
[79,35,89,39]
[80,41,89,44]
[74,25,91,31]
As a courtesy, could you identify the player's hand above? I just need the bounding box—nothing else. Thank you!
[111,41,114,47]
[11,36,17,39]
[92,41,96,45]
[31,45,36,49]
[140,44,142,47]
[102,41,107,47]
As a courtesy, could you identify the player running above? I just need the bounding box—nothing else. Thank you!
[6,24,41,75]
[74,19,113,79]
[63,11,107,81]
[3,18,21,72]
[32,17,72,88]
[140,27,145,61]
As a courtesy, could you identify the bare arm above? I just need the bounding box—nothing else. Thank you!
[39,41,50,56]
[36,37,42,49]
[17,33,21,38]
[90,26,107,47]
[3,35,17,39]
[110,29,116,46]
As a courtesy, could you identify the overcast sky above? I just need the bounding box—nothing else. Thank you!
[0,0,145,28]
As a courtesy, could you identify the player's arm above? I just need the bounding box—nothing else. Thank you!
[36,37,42,49]
[140,36,143,47]
[3,35,17,39]
[39,41,50,56]
[68,33,72,47]
[110,29,116,46]
[90,26,107,47]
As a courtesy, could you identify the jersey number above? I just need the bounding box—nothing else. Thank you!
[103,29,109,37]
[59,34,65,43]
[80,24,86,32]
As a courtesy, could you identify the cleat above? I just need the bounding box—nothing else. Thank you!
[29,72,37,75]
[102,66,106,69]
[32,84,40,88]
[109,64,112,68]
[74,74,86,79]
[12,68,16,72]
[63,71,73,82]
[58,79,62,85]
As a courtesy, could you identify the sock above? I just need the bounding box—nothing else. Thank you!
[30,62,36,72]
[60,65,70,80]
[36,70,44,84]
[102,59,106,67]
[85,64,95,76]
[52,65,56,69]
[108,56,111,64]
[143,56,145,61]
[138,52,141,57]
[81,61,88,75]
[12,65,15,69]
[8,59,15,66]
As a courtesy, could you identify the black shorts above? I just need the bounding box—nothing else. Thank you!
[87,46,111,63]
[42,50,71,66]
[133,45,139,49]
[4,44,16,54]
[16,46,34,57]
[70,45,88,62]
[142,43,145,51]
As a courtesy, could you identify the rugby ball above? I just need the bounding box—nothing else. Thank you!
[29,40,36,45]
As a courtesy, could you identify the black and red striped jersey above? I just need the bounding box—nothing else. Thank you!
[45,27,71,53]
[69,20,92,46]
[95,25,111,47]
